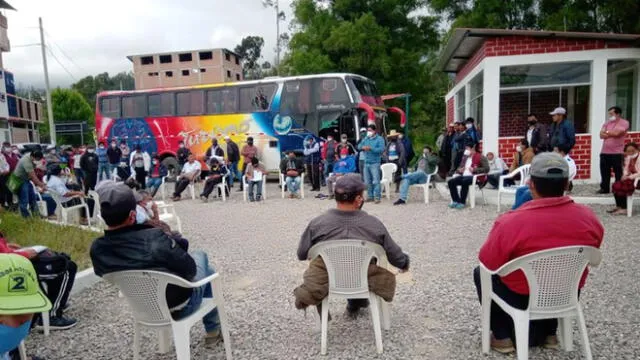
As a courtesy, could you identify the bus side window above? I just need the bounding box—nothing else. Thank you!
[207,90,222,114]
[222,88,237,113]
[122,95,146,118]
[100,97,121,118]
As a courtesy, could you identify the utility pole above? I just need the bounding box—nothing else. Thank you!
[39,17,55,145]
[275,0,280,70]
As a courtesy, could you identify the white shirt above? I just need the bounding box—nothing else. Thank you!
[73,154,82,169]
[526,127,534,147]
[488,157,507,174]
[47,175,71,202]
[463,157,473,176]
[252,169,263,182]
[136,204,150,224]
[181,161,201,175]
[565,155,577,181]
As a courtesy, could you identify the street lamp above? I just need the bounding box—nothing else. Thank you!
[262,0,286,72]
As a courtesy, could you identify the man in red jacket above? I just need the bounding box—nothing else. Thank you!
[473,152,604,354]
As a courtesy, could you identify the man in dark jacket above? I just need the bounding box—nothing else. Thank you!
[80,144,99,193]
[549,107,575,153]
[280,151,305,198]
[176,140,191,171]
[90,182,224,344]
[200,158,228,202]
[106,139,122,179]
[398,130,414,174]
[224,136,240,188]
[205,138,225,164]
[303,136,321,191]
[525,114,549,153]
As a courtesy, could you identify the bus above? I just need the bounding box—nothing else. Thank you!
[95,73,392,174]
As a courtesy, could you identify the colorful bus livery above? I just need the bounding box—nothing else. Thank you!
[95,73,391,173]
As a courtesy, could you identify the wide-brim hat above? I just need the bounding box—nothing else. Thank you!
[387,130,400,138]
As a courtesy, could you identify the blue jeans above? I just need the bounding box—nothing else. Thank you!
[173,250,220,333]
[109,164,119,180]
[286,176,301,195]
[248,180,262,200]
[227,162,241,187]
[324,160,334,178]
[74,168,85,186]
[40,193,56,216]
[363,163,381,200]
[512,186,533,210]
[98,163,110,182]
[18,181,38,218]
[146,178,163,194]
[399,171,427,201]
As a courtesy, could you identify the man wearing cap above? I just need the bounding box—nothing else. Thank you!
[90,183,224,345]
[297,174,410,317]
[0,254,52,360]
[385,130,406,193]
[549,107,576,154]
[223,136,240,188]
[473,152,603,353]
[357,124,385,203]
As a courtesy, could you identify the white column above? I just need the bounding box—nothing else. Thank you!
[635,63,640,130]
[482,60,500,155]
[589,57,608,182]
[464,83,471,121]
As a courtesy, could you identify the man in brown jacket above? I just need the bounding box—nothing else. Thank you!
[296,174,410,317]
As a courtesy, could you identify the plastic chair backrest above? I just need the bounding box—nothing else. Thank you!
[103,270,194,326]
[495,246,601,312]
[429,165,439,176]
[308,240,387,296]
[380,163,397,183]
[518,164,531,184]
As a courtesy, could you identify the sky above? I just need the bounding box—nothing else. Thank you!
[2,0,294,89]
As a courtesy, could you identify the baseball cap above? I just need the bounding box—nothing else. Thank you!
[549,107,566,115]
[97,182,137,225]
[530,152,569,179]
[334,174,366,196]
[0,254,52,315]
[359,127,367,132]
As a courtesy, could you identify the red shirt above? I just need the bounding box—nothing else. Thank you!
[479,196,604,295]
[0,237,31,258]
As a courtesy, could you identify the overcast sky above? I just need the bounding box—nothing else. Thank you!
[2,0,293,89]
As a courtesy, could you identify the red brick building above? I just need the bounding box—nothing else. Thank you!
[439,28,640,181]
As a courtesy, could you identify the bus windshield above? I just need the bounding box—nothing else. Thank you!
[348,77,384,107]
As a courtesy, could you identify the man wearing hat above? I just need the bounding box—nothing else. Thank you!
[357,124,385,203]
[548,107,576,154]
[0,254,52,359]
[297,174,410,317]
[90,183,224,345]
[384,130,406,193]
[472,152,603,353]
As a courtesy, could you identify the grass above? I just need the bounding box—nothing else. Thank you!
[0,211,100,270]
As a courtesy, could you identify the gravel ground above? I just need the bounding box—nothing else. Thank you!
[27,181,640,359]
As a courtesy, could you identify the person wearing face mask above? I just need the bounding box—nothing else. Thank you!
[129,145,151,190]
[323,147,356,199]
[336,134,356,156]
[394,146,439,205]
[447,144,489,209]
[384,130,406,193]
[303,135,321,191]
[357,124,385,203]
[449,121,468,176]
[549,107,575,154]
[146,155,167,197]
[525,114,549,154]
[598,106,630,195]
[321,133,338,182]
[509,139,534,174]
[0,254,52,360]
[609,142,640,215]
[464,118,479,146]
[485,152,509,189]
[280,151,305,199]
[176,140,191,172]
[12,151,47,218]
[106,140,122,179]
[295,174,410,318]
[96,142,110,182]
[239,137,259,192]
[90,183,225,347]
[80,145,99,194]
[200,158,229,202]
[44,145,61,165]
[398,130,414,175]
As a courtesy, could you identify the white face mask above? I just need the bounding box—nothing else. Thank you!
[327,137,333,142]
[466,124,473,129]
[629,153,639,159]
[463,149,471,156]
[87,149,95,154]
[152,160,158,165]
[341,138,347,143]
[12,149,19,154]
[423,150,429,156]
[516,146,523,152]
[367,131,374,138]
[111,143,116,148]
[340,155,347,159]
[609,116,617,121]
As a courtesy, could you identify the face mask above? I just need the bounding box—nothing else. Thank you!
[340,155,347,159]
[12,149,19,154]
[111,143,116,148]
[528,121,536,126]
[629,153,639,159]
[327,137,333,142]
[152,160,158,165]
[99,146,104,149]
[399,134,404,139]
[609,116,617,121]
[516,146,523,152]
[466,124,473,129]
[463,149,471,156]
[179,144,185,148]
[0,320,32,354]
[367,131,374,138]
[87,149,95,154]
[341,138,347,143]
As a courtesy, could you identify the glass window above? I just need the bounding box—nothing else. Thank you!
[100,97,121,118]
[280,80,313,115]
[469,72,483,128]
[177,90,204,116]
[500,62,591,88]
[148,93,175,116]
[122,95,146,118]
[239,84,277,112]
[456,88,465,122]
[349,78,383,106]
[206,88,237,114]
[314,78,350,106]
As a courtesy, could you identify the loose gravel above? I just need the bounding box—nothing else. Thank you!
[26,182,640,359]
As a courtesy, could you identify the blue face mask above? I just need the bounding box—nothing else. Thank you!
[0,320,32,354]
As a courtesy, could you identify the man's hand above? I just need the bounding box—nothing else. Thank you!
[363,146,371,151]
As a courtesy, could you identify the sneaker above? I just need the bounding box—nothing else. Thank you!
[37,316,77,331]
[490,335,515,354]
[393,199,406,206]
[454,203,465,209]
[596,189,609,194]
[543,335,560,350]
[200,195,208,203]
[448,202,458,208]
[204,329,223,346]
[249,198,255,202]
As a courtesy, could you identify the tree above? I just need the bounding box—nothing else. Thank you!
[39,88,95,145]
[71,71,135,107]
[234,36,265,80]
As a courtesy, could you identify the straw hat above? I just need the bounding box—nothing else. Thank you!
[387,130,400,138]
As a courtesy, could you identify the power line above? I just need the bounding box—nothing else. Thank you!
[46,46,77,82]
[44,31,86,73]
[11,43,41,48]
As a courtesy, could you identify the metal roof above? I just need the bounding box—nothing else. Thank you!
[438,28,640,73]
[0,1,15,10]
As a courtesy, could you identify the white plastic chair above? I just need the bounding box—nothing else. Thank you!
[308,240,391,355]
[48,191,92,226]
[379,163,397,200]
[242,175,267,202]
[30,181,48,217]
[186,170,202,200]
[103,270,232,360]
[19,341,27,360]
[627,178,639,217]
[208,169,230,202]
[409,166,438,204]
[279,172,306,199]
[87,190,106,229]
[469,174,488,209]
[155,201,183,233]
[479,246,602,360]
[157,176,169,201]
[497,164,531,212]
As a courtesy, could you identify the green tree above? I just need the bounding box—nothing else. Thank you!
[71,71,135,107]
[234,36,265,79]
[40,88,95,145]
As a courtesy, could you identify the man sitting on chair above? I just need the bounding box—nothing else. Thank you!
[200,158,228,202]
[90,182,223,345]
[473,152,604,354]
[172,154,201,201]
[394,146,438,205]
[447,144,489,209]
[280,151,305,199]
[323,147,356,199]
[295,174,410,318]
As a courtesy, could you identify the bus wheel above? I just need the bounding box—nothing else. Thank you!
[161,156,179,181]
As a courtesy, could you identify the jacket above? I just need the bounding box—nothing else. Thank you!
[303,140,321,164]
[455,153,489,181]
[241,144,259,163]
[280,157,305,175]
[623,155,640,180]
[357,134,385,164]
[549,119,576,153]
[96,147,108,164]
[80,152,99,173]
[510,148,535,172]
[176,147,191,165]
[415,154,438,174]
[527,124,549,152]
[129,151,151,172]
[149,163,168,178]
[205,145,225,163]
[336,142,356,156]
[107,146,122,164]
[321,140,338,161]
[245,162,267,180]
[401,137,415,164]
[385,139,406,167]
[332,155,356,174]
[90,224,196,308]
[226,141,240,163]
[294,257,397,309]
